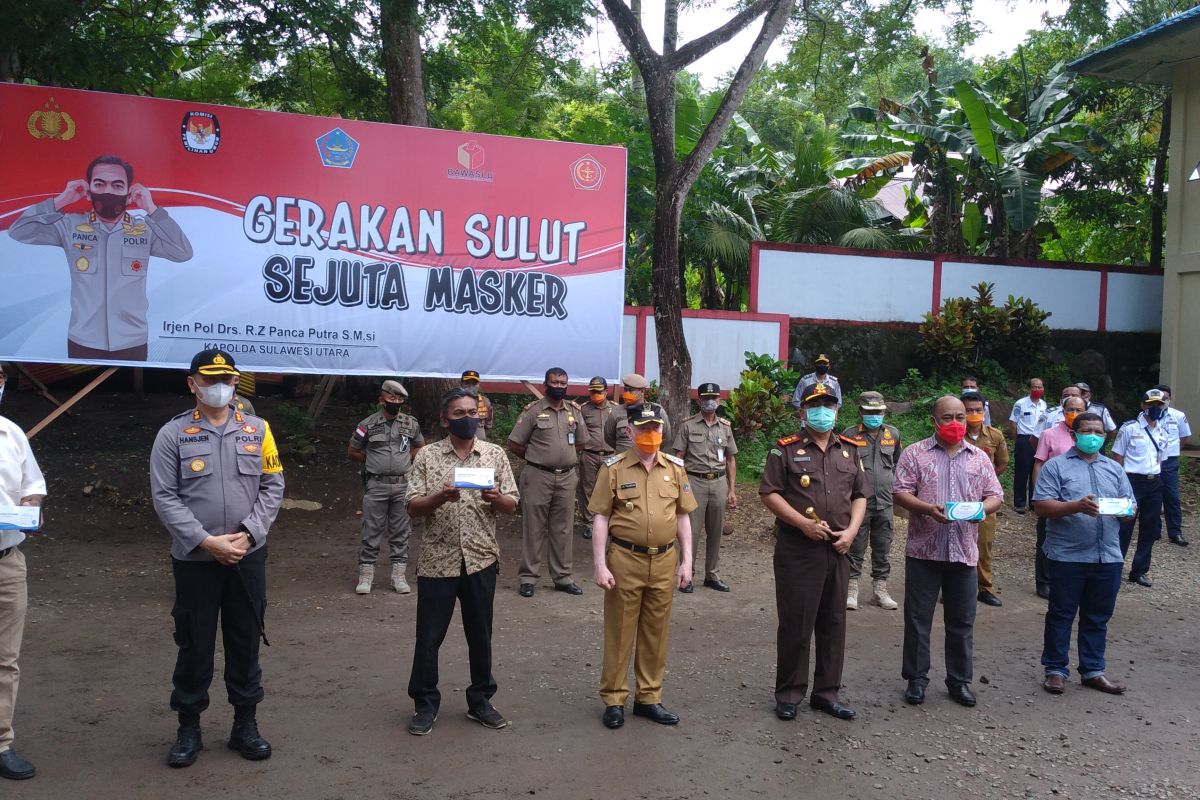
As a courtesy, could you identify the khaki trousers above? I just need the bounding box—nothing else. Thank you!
[518,466,578,585]
[976,512,998,593]
[600,543,677,706]
[0,548,28,752]
[688,476,728,581]
[358,477,412,566]
[577,451,608,525]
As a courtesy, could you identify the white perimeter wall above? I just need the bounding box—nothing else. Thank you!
[619,312,786,390]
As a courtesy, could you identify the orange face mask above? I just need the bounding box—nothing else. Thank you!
[633,429,662,454]
[622,390,639,405]
[589,390,606,404]
[1064,410,1079,427]
[966,412,984,426]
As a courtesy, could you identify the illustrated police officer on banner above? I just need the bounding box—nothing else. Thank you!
[149,349,283,768]
[10,154,194,361]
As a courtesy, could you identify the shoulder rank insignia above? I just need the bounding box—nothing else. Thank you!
[777,434,801,446]
[718,417,732,426]
[603,454,624,466]
[661,452,684,466]
[234,411,244,424]
[838,434,859,446]
[191,409,202,421]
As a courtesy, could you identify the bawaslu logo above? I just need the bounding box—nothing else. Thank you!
[447,140,493,183]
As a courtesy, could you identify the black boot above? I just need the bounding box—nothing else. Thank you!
[167,713,203,768]
[228,706,272,761]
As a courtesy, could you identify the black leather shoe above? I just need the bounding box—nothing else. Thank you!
[809,697,856,720]
[554,582,583,595]
[679,581,694,593]
[1129,574,1153,587]
[948,683,977,707]
[583,525,593,540]
[774,702,797,721]
[1036,584,1050,599]
[602,705,624,729]
[1014,506,1027,515]
[518,583,535,597]
[904,680,925,705]
[703,578,731,592]
[167,721,203,768]
[632,702,679,725]
[977,590,1002,607]
[1169,535,1189,546]
[0,749,36,780]
[228,716,272,761]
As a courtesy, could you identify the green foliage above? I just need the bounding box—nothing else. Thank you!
[919,282,1051,372]
[742,352,800,395]
[722,371,795,443]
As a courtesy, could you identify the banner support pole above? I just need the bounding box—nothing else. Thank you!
[11,363,71,412]
[26,367,119,440]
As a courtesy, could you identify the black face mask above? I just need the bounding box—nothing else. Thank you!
[545,385,567,401]
[91,192,127,219]
[447,416,479,440]
[382,401,402,415]
[815,365,829,375]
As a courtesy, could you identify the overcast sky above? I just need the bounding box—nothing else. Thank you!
[583,0,1074,86]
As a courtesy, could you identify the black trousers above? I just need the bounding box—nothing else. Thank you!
[170,546,267,717]
[902,556,977,688]
[407,561,498,715]
[1013,434,1035,509]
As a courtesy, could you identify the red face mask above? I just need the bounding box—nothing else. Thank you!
[937,421,967,444]
[1030,388,1045,401]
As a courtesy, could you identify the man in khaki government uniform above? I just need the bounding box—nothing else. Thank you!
[348,380,425,595]
[578,376,616,541]
[603,373,672,453]
[760,382,867,723]
[841,391,902,611]
[962,390,1009,606]
[671,382,737,593]
[460,371,494,441]
[508,368,590,597]
[590,405,696,729]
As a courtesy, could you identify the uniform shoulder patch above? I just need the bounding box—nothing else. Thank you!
[603,454,623,466]
[718,417,732,426]
[838,434,860,446]
[683,414,698,423]
[661,452,684,466]
[777,434,801,446]
[522,399,539,411]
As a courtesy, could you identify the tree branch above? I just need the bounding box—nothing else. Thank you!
[600,0,661,76]
[664,0,776,71]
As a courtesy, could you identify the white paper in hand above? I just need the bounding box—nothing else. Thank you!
[0,505,41,531]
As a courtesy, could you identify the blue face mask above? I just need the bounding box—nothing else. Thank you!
[861,414,884,429]
[805,406,837,432]
[1146,405,1165,421]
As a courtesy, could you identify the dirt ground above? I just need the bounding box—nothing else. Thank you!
[4,390,1199,799]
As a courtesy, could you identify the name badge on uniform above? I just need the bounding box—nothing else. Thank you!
[793,456,811,462]
[619,482,637,489]
[568,430,575,445]
[717,447,725,463]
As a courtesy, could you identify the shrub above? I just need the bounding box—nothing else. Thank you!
[919,282,1051,373]
[722,369,794,441]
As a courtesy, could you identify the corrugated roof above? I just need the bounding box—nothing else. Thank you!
[1069,4,1200,85]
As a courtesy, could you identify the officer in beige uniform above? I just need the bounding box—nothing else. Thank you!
[590,405,696,729]
[348,380,425,595]
[603,373,672,453]
[672,382,737,593]
[460,371,494,441]
[508,368,590,597]
[578,376,616,540]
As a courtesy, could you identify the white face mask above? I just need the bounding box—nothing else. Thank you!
[195,381,235,409]
[700,399,718,413]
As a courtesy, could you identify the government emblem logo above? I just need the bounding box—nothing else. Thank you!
[27,97,76,141]
[316,127,359,169]
[570,155,605,190]
[181,111,220,154]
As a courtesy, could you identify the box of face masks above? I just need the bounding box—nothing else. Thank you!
[1096,498,1135,516]
[453,467,495,490]
[945,501,985,522]
[0,506,41,530]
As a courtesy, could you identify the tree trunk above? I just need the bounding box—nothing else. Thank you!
[630,0,644,96]
[652,173,692,425]
[380,0,428,128]
[1150,93,1170,270]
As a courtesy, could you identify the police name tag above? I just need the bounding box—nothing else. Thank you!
[0,505,41,530]
[453,467,495,490]
[945,502,985,522]
[1097,497,1135,516]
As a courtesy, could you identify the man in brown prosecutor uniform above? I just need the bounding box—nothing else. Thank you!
[590,405,695,729]
[578,376,616,540]
[760,382,867,722]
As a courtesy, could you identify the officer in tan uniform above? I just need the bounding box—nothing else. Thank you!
[671,382,737,593]
[508,368,590,597]
[578,376,616,540]
[603,373,672,453]
[962,390,1009,606]
[590,405,696,729]
[760,382,867,723]
[348,380,425,595]
[460,371,494,441]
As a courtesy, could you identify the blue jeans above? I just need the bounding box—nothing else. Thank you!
[1118,474,1163,578]
[1013,434,1035,509]
[1162,456,1182,539]
[1041,560,1122,679]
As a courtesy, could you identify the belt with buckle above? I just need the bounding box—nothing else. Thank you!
[687,470,726,480]
[526,462,577,475]
[610,536,674,556]
[0,547,13,560]
[585,449,615,456]
[367,473,406,484]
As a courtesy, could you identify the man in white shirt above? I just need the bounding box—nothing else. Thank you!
[1008,377,1047,513]
[1111,389,1171,587]
[1075,383,1118,444]
[0,365,47,781]
[1156,385,1192,546]
[1037,386,1083,438]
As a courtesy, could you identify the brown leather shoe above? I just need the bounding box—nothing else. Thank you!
[1042,673,1065,694]
[1082,675,1127,695]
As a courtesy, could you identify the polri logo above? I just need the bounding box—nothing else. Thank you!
[181,111,220,154]
[447,140,493,183]
[316,127,360,169]
[571,155,605,190]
